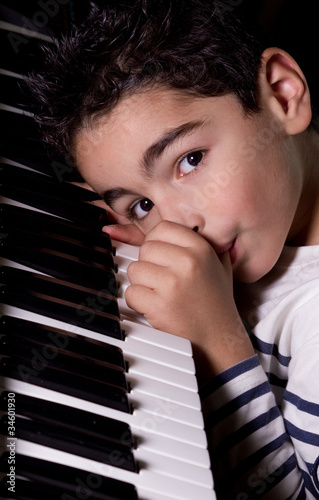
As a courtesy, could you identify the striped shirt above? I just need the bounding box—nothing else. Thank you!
[201,245,319,499]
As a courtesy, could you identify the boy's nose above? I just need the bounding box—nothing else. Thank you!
[157,198,204,233]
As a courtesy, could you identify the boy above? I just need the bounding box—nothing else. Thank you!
[26,0,319,497]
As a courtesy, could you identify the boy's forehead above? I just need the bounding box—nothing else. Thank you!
[75,88,195,158]
[98,87,208,134]
[74,88,244,191]
[75,86,232,156]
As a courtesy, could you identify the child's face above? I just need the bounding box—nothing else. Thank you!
[75,87,302,283]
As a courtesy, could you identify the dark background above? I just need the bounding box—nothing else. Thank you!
[1,0,317,107]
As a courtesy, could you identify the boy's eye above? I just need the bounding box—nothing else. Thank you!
[131,198,154,219]
[179,150,204,176]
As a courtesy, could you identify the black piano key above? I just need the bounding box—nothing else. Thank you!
[1,163,100,203]
[0,110,84,181]
[0,336,128,391]
[0,357,130,412]
[0,203,114,252]
[0,29,46,75]
[0,392,135,449]
[0,414,138,470]
[0,166,108,229]
[0,477,138,500]
[0,415,136,471]
[0,240,118,292]
[0,316,126,371]
[0,453,138,500]
[0,109,43,149]
[2,229,115,269]
[0,267,119,316]
[0,73,28,110]
[0,478,68,500]
[0,286,123,339]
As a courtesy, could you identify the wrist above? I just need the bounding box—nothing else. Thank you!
[192,322,255,384]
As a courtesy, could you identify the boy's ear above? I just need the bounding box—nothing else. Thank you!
[258,47,312,134]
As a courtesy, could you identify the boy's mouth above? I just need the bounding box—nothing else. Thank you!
[216,239,237,265]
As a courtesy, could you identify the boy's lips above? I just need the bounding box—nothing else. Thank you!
[215,239,237,265]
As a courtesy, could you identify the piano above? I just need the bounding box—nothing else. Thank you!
[0,4,216,499]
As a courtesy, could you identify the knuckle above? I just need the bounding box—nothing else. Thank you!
[127,260,138,281]
[146,219,170,239]
[139,240,153,259]
[124,285,133,306]
[165,272,179,294]
[158,220,171,231]
[179,252,199,276]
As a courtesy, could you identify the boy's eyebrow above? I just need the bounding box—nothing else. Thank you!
[103,187,136,209]
[102,118,208,209]
[142,119,207,177]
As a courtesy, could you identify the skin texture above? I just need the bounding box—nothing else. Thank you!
[75,48,319,382]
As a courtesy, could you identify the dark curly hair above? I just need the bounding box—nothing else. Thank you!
[26,0,266,163]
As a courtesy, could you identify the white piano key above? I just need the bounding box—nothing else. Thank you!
[0,68,24,79]
[13,440,216,499]
[0,365,202,440]
[112,240,140,261]
[0,257,47,275]
[0,379,208,465]
[127,357,197,391]
[128,376,200,415]
[1,25,216,499]
[0,20,53,42]
[123,334,195,375]
[0,336,203,427]
[128,390,203,428]
[0,303,194,375]
[0,304,196,390]
[0,262,192,357]
[117,295,149,325]
[1,156,38,168]
[122,318,193,356]
[0,195,64,219]
[0,311,200,419]
[134,448,213,487]
[0,103,33,115]
[1,327,203,442]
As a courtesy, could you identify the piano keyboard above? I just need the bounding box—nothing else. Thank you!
[0,10,216,500]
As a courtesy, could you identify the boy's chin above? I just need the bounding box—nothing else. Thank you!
[233,259,276,284]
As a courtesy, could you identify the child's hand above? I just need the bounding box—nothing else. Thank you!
[75,181,145,246]
[103,223,145,246]
[125,220,254,381]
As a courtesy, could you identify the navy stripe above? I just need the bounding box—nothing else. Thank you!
[302,462,319,498]
[285,390,319,416]
[295,487,307,500]
[229,433,289,482]
[248,453,298,499]
[311,455,319,492]
[215,448,296,498]
[211,406,281,461]
[285,419,319,446]
[267,372,288,389]
[205,381,271,429]
[250,332,291,367]
[200,354,260,400]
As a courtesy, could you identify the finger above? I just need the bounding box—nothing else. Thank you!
[139,240,189,267]
[127,260,169,288]
[145,220,204,248]
[218,250,233,283]
[125,283,158,316]
[103,223,145,246]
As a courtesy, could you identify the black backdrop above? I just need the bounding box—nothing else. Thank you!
[1,0,317,109]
